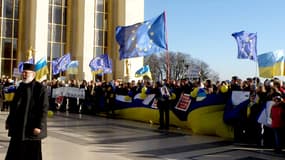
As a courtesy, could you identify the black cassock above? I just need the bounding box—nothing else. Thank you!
[5,138,42,160]
[5,80,49,160]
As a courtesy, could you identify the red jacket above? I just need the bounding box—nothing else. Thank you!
[271,104,285,128]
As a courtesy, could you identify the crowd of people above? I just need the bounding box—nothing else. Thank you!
[1,74,285,153]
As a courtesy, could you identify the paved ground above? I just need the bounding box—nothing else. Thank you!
[0,111,284,160]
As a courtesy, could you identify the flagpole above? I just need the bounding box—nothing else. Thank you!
[163,11,170,82]
[254,61,259,89]
[126,59,129,80]
[255,61,259,78]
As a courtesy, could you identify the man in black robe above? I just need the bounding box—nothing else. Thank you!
[5,63,49,160]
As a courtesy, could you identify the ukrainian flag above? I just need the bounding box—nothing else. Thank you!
[135,65,152,79]
[67,60,79,74]
[257,50,285,78]
[35,58,49,81]
[92,69,103,75]
[4,85,16,102]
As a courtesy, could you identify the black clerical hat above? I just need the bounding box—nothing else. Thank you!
[23,63,35,71]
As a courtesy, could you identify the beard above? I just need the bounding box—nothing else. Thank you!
[22,75,34,84]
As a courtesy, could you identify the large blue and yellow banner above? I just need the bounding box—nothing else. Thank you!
[257,50,285,78]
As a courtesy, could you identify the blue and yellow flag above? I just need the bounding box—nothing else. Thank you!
[116,12,167,60]
[135,65,152,79]
[257,50,285,78]
[232,31,257,61]
[92,69,103,76]
[67,60,79,75]
[4,85,16,102]
[35,58,49,81]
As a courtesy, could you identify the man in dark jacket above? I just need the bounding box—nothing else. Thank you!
[155,80,171,130]
[5,63,49,160]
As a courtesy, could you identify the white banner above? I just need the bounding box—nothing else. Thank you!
[142,94,155,105]
[52,87,85,99]
[115,95,132,103]
[231,91,250,106]
[258,100,274,127]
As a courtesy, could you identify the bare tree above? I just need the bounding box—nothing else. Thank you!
[144,54,163,81]
[144,51,220,82]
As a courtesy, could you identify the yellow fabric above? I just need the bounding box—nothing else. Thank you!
[112,104,233,139]
[259,61,285,78]
[188,105,234,139]
[92,69,103,75]
[141,87,147,93]
[140,93,147,99]
[35,66,49,81]
[247,102,254,118]
[4,93,15,102]
[220,85,228,93]
[124,96,132,101]
[67,68,78,74]
[170,93,176,100]
[190,87,199,98]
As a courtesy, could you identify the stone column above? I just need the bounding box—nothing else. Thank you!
[71,0,95,81]
[18,0,49,62]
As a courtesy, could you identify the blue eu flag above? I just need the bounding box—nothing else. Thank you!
[101,54,112,74]
[57,53,71,72]
[52,58,60,75]
[232,31,257,61]
[89,54,112,74]
[52,54,71,75]
[89,57,103,71]
[116,12,167,60]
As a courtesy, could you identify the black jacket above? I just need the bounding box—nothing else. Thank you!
[6,80,49,140]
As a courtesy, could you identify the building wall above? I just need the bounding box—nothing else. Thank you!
[70,0,95,81]
[1,0,145,82]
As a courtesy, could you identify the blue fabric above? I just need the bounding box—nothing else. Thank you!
[34,58,47,71]
[223,98,249,125]
[89,54,112,73]
[101,54,112,74]
[232,30,257,61]
[52,58,60,75]
[113,93,228,121]
[135,65,151,77]
[52,53,71,74]
[258,50,285,67]
[4,85,16,93]
[116,12,167,60]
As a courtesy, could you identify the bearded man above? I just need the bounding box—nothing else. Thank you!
[5,63,49,160]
